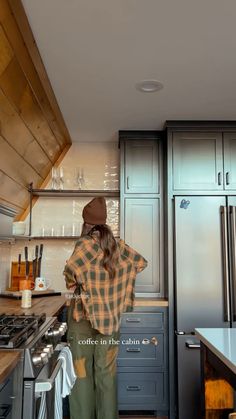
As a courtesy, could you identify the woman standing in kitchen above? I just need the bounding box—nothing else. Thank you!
[64,197,147,419]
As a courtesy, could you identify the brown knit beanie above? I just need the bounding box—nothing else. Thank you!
[82,197,107,225]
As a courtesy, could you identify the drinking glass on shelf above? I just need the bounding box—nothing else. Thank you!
[51,167,57,190]
[76,167,85,189]
[59,167,64,190]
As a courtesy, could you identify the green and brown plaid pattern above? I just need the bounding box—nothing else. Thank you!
[63,235,147,335]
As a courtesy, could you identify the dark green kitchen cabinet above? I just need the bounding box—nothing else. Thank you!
[124,198,161,295]
[224,133,236,190]
[172,130,236,192]
[172,132,223,191]
[117,308,168,414]
[119,131,163,297]
[124,140,159,194]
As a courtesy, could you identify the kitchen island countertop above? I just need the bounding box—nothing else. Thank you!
[195,328,236,374]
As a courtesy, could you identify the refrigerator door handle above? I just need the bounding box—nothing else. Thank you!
[220,206,231,322]
[185,342,201,349]
[230,206,236,321]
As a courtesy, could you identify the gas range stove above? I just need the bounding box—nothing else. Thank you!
[0,313,46,348]
[0,313,67,378]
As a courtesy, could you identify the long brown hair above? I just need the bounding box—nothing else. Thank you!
[81,223,118,279]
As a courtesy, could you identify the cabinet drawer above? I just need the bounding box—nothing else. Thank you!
[117,333,164,367]
[117,372,164,407]
[121,312,164,330]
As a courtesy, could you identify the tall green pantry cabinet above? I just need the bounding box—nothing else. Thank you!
[119,131,164,297]
[118,131,168,416]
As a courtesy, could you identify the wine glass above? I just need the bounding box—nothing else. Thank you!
[51,167,57,190]
[59,167,64,190]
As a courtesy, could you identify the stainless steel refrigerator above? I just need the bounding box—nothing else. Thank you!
[174,196,236,419]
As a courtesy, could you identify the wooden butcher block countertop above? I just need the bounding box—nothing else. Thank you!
[0,351,21,384]
[0,295,167,317]
[134,298,168,307]
[0,295,66,317]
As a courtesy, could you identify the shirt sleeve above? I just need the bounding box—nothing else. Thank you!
[119,240,148,273]
[63,237,99,289]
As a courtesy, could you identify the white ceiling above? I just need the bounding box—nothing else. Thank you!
[22,0,236,142]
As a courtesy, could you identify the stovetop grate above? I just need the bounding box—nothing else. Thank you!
[0,313,46,348]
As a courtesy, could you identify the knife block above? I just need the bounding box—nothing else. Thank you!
[10,262,34,291]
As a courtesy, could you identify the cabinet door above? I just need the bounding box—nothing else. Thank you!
[125,198,160,294]
[125,140,159,194]
[173,132,223,190]
[224,133,236,190]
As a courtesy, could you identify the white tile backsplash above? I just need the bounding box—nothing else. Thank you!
[8,142,120,292]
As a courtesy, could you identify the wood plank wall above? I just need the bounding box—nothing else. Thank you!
[0,0,72,216]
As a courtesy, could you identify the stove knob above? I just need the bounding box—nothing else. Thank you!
[32,354,42,366]
[52,329,60,337]
[46,344,54,355]
[60,323,67,334]
[40,352,48,364]
[42,346,52,357]
[59,325,66,336]
[45,328,54,337]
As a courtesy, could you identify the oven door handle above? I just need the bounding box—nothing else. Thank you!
[35,359,63,393]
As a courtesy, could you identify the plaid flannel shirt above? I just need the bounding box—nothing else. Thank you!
[63,234,147,335]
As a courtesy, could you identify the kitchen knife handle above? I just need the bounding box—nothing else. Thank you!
[35,245,39,258]
[230,206,236,321]
[39,244,43,257]
[18,254,21,274]
[24,246,29,277]
[220,206,231,322]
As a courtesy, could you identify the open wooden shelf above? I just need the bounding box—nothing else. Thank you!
[29,188,120,198]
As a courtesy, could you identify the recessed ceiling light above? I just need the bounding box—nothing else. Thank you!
[135,79,163,93]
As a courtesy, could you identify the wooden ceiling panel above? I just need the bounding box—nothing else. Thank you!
[0,24,13,76]
[0,0,71,146]
[0,135,43,187]
[0,170,28,208]
[0,0,72,215]
[0,90,52,176]
[0,57,62,159]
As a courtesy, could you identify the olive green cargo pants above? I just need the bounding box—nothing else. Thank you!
[67,316,120,419]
